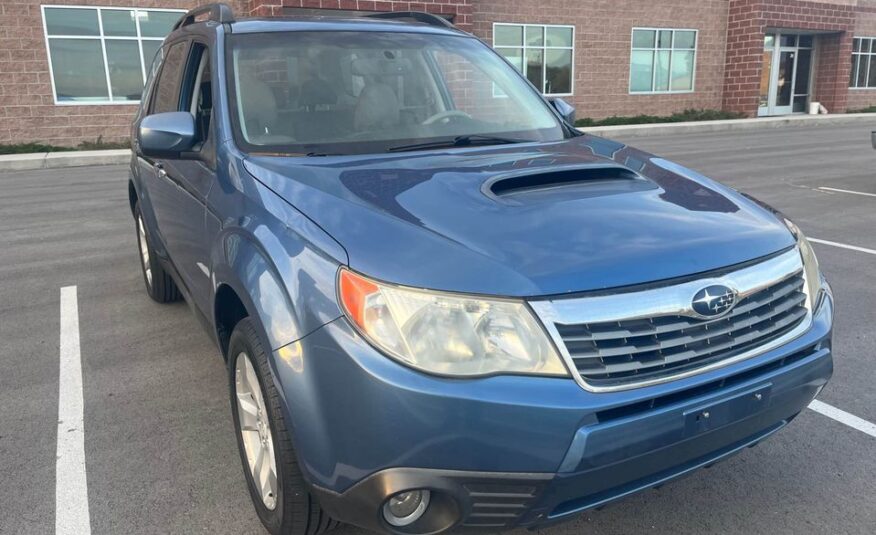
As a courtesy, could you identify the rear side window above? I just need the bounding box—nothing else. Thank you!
[150,41,189,114]
[138,46,165,115]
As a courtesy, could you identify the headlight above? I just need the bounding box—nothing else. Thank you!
[337,268,568,377]
[784,218,824,310]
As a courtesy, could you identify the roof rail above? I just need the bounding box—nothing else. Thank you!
[172,2,234,31]
[365,11,455,29]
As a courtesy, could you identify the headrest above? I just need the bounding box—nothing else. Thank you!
[351,57,412,77]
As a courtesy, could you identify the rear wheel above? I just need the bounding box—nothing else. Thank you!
[133,202,180,303]
[228,318,338,535]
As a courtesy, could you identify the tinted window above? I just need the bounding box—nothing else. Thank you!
[151,41,189,114]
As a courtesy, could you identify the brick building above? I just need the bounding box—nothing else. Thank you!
[1,0,875,146]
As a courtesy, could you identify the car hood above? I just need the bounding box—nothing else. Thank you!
[243,136,794,297]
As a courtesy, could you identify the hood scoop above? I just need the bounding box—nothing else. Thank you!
[483,164,652,203]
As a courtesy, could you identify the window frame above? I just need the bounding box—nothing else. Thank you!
[40,5,186,106]
[492,22,576,97]
[629,27,699,95]
[850,36,876,90]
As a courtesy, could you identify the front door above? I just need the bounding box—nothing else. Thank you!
[758,33,814,116]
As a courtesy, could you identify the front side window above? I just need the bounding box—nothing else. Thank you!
[183,45,214,148]
[850,37,876,89]
[630,28,697,93]
[227,31,565,155]
[41,6,184,104]
[493,23,574,95]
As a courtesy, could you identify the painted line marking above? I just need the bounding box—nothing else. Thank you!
[809,238,876,256]
[57,286,91,535]
[809,399,876,439]
[818,186,876,198]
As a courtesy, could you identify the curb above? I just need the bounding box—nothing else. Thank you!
[0,149,131,172]
[581,112,876,138]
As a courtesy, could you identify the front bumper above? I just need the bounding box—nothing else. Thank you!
[272,295,833,534]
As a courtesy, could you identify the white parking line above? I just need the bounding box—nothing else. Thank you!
[809,238,876,256]
[818,186,876,198]
[809,400,876,439]
[57,286,91,535]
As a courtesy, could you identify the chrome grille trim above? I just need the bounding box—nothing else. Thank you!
[530,248,813,392]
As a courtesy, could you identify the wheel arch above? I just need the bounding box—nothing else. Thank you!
[214,283,249,359]
[210,233,304,357]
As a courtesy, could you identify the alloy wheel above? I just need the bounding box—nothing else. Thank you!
[235,352,279,510]
[137,215,152,287]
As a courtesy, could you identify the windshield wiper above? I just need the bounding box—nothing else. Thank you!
[387,134,529,153]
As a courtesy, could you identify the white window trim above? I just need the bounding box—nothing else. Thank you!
[629,27,698,95]
[492,22,575,97]
[41,5,186,106]
[850,36,876,90]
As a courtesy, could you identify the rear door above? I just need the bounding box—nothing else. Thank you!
[140,39,189,284]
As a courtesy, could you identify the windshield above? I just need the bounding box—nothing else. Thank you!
[227,31,566,155]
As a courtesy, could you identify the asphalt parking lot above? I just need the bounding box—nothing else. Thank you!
[2,122,875,535]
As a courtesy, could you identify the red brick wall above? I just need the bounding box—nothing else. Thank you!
[722,0,760,115]
[723,0,856,116]
[847,5,876,111]
[256,0,473,28]
[471,0,730,121]
[815,32,853,112]
[0,0,250,147]
[2,0,875,147]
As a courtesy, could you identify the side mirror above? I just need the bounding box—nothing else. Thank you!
[138,112,196,159]
[550,98,576,124]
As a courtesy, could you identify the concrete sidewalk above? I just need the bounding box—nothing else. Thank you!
[582,112,876,138]
[0,149,130,172]
[1,113,874,171]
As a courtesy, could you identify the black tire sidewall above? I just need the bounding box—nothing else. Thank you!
[228,319,288,535]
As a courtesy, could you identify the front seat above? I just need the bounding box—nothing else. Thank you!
[353,58,401,131]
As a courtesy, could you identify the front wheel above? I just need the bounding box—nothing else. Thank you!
[228,318,337,535]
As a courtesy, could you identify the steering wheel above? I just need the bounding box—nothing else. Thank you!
[422,110,473,126]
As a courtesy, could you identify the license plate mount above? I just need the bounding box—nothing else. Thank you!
[684,383,773,436]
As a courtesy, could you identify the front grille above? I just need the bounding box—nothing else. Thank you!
[552,268,808,389]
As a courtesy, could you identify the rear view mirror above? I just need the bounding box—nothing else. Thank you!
[138,112,196,159]
[550,98,576,124]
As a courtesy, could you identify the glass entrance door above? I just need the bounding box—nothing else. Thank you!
[759,33,813,116]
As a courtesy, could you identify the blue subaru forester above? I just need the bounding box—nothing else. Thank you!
[129,4,833,535]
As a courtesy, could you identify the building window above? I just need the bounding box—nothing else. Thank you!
[851,37,876,89]
[493,23,574,96]
[629,28,697,93]
[41,6,185,104]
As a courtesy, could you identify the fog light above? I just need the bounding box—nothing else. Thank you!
[382,489,431,527]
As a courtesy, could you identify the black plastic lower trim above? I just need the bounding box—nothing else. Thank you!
[309,468,552,535]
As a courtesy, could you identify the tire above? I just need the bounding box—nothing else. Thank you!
[133,201,181,303]
[228,318,338,535]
